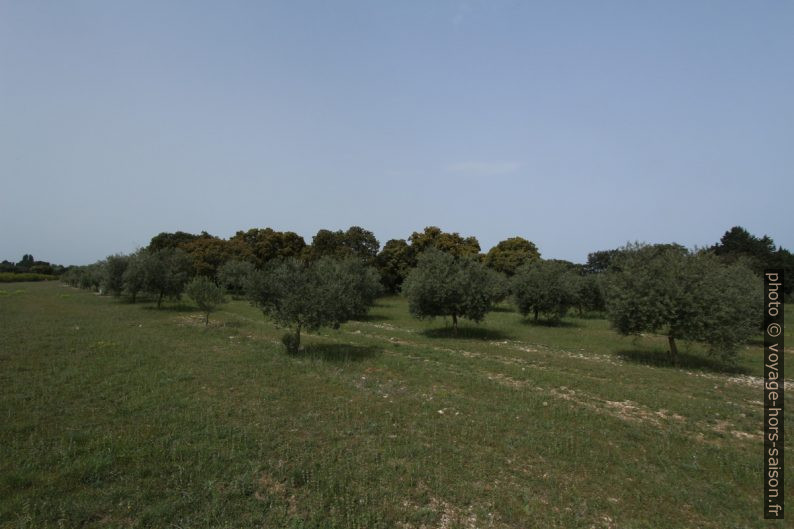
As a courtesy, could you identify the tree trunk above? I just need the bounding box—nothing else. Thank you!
[131,291,137,304]
[157,291,164,309]
[668,335,678,365]
[295,324,301,352]
[205,311,210,326]
[452,314,458,336]
[534,308,539,322]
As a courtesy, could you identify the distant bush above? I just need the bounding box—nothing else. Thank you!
[0,273,58,283]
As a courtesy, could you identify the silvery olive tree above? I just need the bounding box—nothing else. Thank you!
[248,257,382,352]
[186,276,227,325]
[512,260,580,323]
[606,243,761,364]
[402,248,501,334]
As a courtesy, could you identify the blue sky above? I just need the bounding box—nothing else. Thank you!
[1,1,792,265]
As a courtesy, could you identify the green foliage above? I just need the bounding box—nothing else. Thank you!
[307,226,380,264]
[584,249,621,274]
[229,228,306,268]
[65,263,105,291]
[606,243,762,363]
[484,236,541,276]
[142,248,193,308]
[0,272,58,282]
[217,260,255,296]
[185,276,227,325]
[102,254,130,296]
[3,254,64,276]
[375,239,415,293]
[408,226,481,257]
[121,251,147,303]
[248,257,381,350]
[340,226,380,263]
[512,260,579,323]
[486,269,511,304]
[574,273,607,313]
[712,225,793,301]
[147,231,201,252]
[180,234,249,279]
[402,248,499,332]
[15,254,35,271]
[712,226,775,263]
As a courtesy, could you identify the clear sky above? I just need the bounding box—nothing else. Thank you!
[1,1,792,265]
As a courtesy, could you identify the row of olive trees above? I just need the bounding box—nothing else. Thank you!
[62,248,229,325]
[401,250,604,333]
[63,248,195,308]
[63,248,383,346]
[401,244,762,364]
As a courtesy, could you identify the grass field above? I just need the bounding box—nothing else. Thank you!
[1,282,791,528]
[0,273,58,283]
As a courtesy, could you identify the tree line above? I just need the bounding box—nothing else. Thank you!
[60,225,789,364]
[0,254,67,276]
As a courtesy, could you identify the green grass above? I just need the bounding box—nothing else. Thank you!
[0,282,791,528]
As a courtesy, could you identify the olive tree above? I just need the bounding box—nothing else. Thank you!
[402,248,500,334]
[574,273,607,314]
[512,260,579,323]
[122,251,148,303]
[142,248,193,308]
[606,243,762,364]
[218,259,255,296]
[102,254,130,296]
[79,263,105,292]
[186,276,227,325]
[248,257,382,352]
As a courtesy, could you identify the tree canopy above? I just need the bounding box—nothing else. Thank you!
[247,257,381,352]
[402,248,500,333]
[186,276,227,325]
[142,248,194,308]
[102,254,129,296]
[217,259,256,296]
[484,236,541,276]
[408,226,481,257]
[606,243,762,363]
[307,226,380,264]
[512,260,580,323]
[375,239,415,293]
[229,228,306,268]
